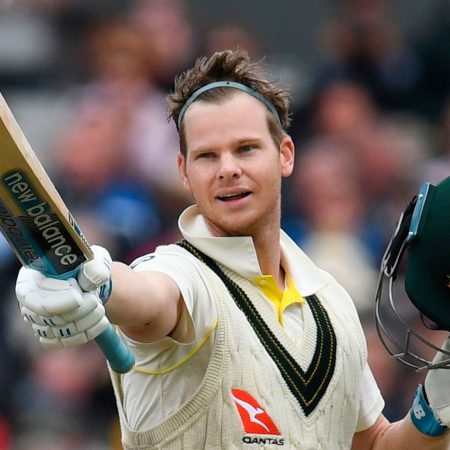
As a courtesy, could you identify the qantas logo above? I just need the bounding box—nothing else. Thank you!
[231,389,281,436]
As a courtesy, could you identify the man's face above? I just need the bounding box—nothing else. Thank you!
[178,92,294,237]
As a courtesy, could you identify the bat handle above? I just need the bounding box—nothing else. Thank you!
[95,323,135,373]
[55,271,135,372]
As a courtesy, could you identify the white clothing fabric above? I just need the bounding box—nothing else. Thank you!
[111,205,384,447]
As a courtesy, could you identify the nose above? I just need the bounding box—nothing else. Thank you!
[217,153,241,179]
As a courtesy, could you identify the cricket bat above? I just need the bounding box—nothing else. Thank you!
[0,92,134,373]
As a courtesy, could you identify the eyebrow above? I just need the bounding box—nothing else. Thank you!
[190,136,263,154]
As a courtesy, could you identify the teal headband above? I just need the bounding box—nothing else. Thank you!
[177,80,281,130]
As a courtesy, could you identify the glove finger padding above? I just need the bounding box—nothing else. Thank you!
[72,294,106,333]
[40,333,89,349]
[424,336,450,427]
[17,268,108,349]
[40,292,107,348]
[32,322,77,339]
[61,291,101,322]
[78,245,112,292]
[16,267,83,316]
[85,315,110,340]
[21,306,68,327]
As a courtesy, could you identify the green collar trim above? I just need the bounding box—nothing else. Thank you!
[177,239,336,416]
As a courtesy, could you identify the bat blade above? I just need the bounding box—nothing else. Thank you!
[0,92,134,373]
[0,93,92,277]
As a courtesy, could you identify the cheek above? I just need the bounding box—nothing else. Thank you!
[258,159,283,185]
[183,167,208,197]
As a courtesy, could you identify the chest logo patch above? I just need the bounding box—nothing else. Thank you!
[231,389,281,435]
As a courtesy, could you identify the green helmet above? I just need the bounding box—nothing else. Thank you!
[375,177,450,370]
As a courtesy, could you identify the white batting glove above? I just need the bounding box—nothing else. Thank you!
[16,268,109,349]
[424,337,450,427]
[77,245,112,303]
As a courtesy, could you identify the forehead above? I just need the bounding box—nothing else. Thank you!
[183,92,272,151]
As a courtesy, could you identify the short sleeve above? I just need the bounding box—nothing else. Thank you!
[356,364,385,431]
[131,247,217,343]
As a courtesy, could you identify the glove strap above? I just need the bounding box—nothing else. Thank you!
[99,278,112,304]
[410,384,448,436]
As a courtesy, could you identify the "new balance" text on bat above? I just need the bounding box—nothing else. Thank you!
[0,92,134,373]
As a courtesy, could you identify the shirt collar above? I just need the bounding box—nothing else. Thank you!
[178,205,331,296]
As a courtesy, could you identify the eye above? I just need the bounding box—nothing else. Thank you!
[239,145,254,154]
[196,151,215,160]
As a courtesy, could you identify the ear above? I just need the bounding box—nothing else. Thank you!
[279,136,295,177]
[177,152,191,192]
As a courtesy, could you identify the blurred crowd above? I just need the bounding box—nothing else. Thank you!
[0,0,449,448]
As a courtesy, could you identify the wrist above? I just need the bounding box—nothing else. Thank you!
[410,384,448,437]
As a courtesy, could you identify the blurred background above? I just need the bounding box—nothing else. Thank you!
[0,0,448,448]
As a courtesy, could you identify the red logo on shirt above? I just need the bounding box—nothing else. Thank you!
[231,388,281,435]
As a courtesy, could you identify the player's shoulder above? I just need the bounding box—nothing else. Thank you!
[130,242,201,271]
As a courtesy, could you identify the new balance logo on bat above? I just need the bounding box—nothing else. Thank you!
[3,171,85,273]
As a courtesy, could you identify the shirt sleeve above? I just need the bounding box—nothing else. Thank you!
[131,247,217,344]
[356,364,385,432]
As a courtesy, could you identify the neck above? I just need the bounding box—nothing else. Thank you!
[252,224,284,289]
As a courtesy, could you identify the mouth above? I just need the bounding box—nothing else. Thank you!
[216,191,251,202]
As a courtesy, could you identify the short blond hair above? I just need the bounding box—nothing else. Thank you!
[167,49,292,154]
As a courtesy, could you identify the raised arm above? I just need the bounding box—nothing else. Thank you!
[106,261,184,342]
[15,246,185,351]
